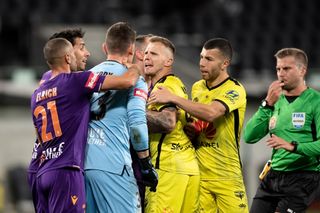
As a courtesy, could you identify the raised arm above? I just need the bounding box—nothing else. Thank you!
[148,86,225,123]
[101,64,141,90]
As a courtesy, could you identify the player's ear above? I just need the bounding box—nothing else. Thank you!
[164,57,174,67]
[135,49,144,61]
[221,59,230,70]
[299,65,307,77]
[102,42,107,55]
[65,54,71,65]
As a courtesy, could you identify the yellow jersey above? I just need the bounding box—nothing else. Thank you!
[148,74,199,175]
[191,77,246,180]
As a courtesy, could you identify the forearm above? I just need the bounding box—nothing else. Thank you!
[101,66,139,90]
[296,140,320,157]
[244,107,273,143]
[136,150,150,159]
[170,95,220,122]
[147,109,176,133]
[130,123,149,151]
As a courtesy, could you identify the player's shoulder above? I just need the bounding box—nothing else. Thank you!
[158,74,184,86]
[134,76,148,90]
[192,79,206,90]
[89,61,125,75]
[225,78,246,93]
[307,87,320,96]
[305,88,320,103]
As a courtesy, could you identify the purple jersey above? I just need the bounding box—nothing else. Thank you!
[31,71,105,176]
[41,70,52,82]
[28,70,52,175]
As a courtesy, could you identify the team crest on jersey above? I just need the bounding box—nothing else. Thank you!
[269,116,277,130]
[234,190,245,200]
[224,90,239,104]
[292,112,305,128]
[134,88,147,101]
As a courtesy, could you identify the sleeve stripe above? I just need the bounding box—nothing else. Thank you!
[214,99,229,114]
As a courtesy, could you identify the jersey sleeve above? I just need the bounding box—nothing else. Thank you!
[127,76,149,152]
[214,84,246,113]
[295,97,320,156]
[74,71,106,95]
[243,107,273,144]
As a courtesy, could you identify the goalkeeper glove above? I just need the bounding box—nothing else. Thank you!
[138,156,158,192]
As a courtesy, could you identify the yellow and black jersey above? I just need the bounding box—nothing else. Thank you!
[148,74,199,175]
[191,77,247,180]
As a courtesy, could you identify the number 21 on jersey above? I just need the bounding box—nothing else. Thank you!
[33,100,62,143]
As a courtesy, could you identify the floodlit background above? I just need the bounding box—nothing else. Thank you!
[0,0,319,212]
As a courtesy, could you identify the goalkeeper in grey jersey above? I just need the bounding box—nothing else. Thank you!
[244,48,320,213]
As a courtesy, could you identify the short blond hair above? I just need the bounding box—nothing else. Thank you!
[149,36,175,55]
[274,48,308,68]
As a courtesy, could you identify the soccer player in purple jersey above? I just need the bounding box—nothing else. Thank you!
[30,38,140,213]
[27,28,91,212]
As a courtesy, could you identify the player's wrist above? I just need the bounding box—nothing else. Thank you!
[261,99,274,110]
[290,141,298,152]
[138,156,153,170]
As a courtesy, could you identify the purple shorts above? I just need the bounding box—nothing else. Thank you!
[28,172,39,212]
[36,168,85,213]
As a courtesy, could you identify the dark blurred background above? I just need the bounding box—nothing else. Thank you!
[0,0,319,212]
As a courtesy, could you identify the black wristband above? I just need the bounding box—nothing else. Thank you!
[291,141,298,152]
[261,99,274,110]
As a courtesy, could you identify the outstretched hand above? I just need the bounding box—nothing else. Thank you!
[148,86,173,105]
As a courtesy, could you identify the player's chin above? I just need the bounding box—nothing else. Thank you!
[78,64,86,71]
[201,74,209,80]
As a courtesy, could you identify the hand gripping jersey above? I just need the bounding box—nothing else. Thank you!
[84,61,149,174]
[244,88,320,172]
[191,78,247,180]
[31,71,105,176]
[147,74,199,175]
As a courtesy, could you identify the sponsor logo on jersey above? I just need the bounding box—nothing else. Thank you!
[224,90,239,104]
[40,142,65,163]
[134,88,147,101]
[163,207,174,213]
[194,120,216,139]
[85,72,100,89]
[292,112,305,128]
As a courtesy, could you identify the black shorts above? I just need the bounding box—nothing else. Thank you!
[250,169,320,213]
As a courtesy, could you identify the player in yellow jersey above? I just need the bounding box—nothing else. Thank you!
[144,36,200,213]
[149,38,248,213]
